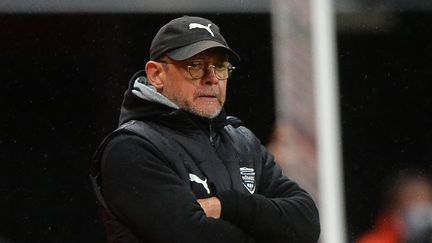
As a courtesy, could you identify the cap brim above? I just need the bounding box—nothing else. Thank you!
[167,40,240,62]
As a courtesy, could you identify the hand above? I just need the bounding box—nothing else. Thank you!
[197,197,221,219]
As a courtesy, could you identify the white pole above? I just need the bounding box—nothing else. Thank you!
[311,0,346,242]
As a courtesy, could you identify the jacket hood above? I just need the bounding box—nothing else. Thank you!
[118,70,177,125]
[118,70,235,130]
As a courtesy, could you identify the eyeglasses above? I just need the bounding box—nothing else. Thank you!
[157,60,236,80]
[187,62,235,80]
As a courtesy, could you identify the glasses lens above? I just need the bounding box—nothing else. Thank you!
[187,63,235,80]
[188,63,205,79]
[214,65,228,79]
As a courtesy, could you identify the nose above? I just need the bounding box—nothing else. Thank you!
[202,65,219,85]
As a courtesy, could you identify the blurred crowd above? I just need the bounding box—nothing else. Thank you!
[357,170,432,243]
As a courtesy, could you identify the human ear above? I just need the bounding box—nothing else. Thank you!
[145,61,165,91]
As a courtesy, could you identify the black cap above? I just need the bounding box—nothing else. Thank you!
[149,16,240,61]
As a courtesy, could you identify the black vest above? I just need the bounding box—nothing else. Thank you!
[90,119,262,243]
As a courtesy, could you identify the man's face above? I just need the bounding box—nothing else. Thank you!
[159,49,231,118]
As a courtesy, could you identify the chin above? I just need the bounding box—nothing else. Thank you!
[186,106,222,119]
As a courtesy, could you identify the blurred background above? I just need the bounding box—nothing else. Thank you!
[1,0,432,242]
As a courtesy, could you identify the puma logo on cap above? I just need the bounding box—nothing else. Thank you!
[189,23,215,37]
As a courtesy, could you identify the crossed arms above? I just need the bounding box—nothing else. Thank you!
[102,134,320,243]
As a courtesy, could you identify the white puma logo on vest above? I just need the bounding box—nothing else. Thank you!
[189,173,210,194]
[188,23,214,37]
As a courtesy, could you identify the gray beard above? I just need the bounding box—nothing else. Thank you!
[182,105,222,119]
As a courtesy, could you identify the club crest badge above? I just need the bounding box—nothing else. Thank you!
[240,167,256,194]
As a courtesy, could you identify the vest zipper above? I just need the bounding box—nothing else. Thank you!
[209,119,214,146]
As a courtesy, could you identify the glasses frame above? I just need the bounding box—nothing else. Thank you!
[156,59,236,80]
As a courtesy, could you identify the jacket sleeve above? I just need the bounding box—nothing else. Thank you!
[101,134,254,243]
[216,144,320,243]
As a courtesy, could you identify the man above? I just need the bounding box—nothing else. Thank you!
[91,16,320,243]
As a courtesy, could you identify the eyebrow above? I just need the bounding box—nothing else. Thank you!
[188,58,205,62]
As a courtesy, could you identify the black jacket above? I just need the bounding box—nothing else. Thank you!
[92,71,320,243]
